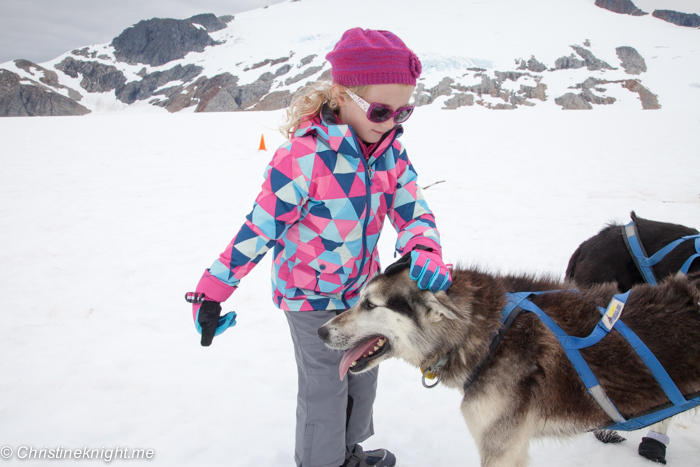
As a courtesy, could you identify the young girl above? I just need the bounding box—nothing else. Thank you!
[187,28,451,467]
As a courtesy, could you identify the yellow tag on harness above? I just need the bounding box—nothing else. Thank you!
[602,297,625,331]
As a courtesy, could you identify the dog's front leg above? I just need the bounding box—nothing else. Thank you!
[462,399,534,467]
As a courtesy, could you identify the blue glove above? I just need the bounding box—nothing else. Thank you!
[409,247,452,292]
[192,299,237,346]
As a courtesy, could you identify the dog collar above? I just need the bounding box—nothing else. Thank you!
[421,355,450,389]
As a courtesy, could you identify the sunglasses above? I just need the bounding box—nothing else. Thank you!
[345,90,415,124]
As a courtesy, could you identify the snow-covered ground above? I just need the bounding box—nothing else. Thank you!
[1,106,699,466]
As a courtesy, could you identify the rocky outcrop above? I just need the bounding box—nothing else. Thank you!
[284,65,324,86]
[150,73,238,112]
[255,90,294,110]
[187,13,230,32]
[556,77,659,109]
[416,72,546,110]
[516,56,547,73]
[13,60,83,101]
[616,46,646,74]
[555,93,593,110]
[652,10,700,28]
[55,57,127,93]
[115,64,202,104]
[443,93,474,109]
[0,69,90,116]
[414,77,455,106]
[622,79,660,109]
[146,69,280,112]
[570,78,617,105]
[111,18,220,66]
[570,46,616,71]
[594,0,647,16]
[554,54,585,70]
[554,46,616,71]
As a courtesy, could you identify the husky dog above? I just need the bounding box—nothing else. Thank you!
[566,212,700,463]
[318,259,700,467]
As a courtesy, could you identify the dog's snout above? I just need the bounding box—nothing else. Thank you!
[317,325,329,341]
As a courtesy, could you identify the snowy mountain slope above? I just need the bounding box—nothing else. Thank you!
[1,0,699,116]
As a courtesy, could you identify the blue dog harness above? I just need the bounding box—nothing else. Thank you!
[622,218,700,285]
[466,291,700,431]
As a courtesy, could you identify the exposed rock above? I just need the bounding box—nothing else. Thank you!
[622,79,660,109]
[652,10,700,28]
[115,64,202,104]
[495,71,528,82]
[317,69,332,82]
[516,56,547,72]
[238,72,276,109]
[285,65,324,86]
[274,64,292,77]
[55,57,127,93]
[255,90,293,110]
[518,82,547,101]
[616,46,647,74]
[111,18,219,66]
[245,55,291,71]
[190,73,239,112]
[554,54,585,70]
[555,93,593,109]
[457,75,499,97]
[154,70,280,113]
[71,47,98,58]
[571,46,616,71]
[0,69,90,116]
[594,0,647,16]
[414,78,454,106]
[14,59,83,101]
[570,77,616,105]
[299,55,317,67]
[442,93,474,109]
[187,13,228,32]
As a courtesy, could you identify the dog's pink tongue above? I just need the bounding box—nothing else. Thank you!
[339,337,381,381]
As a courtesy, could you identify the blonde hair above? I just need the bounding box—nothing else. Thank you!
[279,81,368,138]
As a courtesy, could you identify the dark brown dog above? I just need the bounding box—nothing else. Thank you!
[319,264,700,467]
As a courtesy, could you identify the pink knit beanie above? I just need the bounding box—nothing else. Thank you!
[325,28,422,86]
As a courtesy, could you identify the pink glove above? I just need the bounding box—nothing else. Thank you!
[409,246,452,292]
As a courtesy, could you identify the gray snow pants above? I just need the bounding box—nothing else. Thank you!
[285,309,378,467]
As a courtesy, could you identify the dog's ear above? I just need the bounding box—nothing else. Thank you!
[384,251,412,276]
[424,290,465,322]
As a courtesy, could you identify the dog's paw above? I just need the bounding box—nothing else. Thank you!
[593,429,626,444]
[638,437,667,464]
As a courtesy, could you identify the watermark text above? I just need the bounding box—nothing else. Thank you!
[1,446,154,462]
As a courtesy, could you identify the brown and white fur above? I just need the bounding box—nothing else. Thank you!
[318,264,700,467]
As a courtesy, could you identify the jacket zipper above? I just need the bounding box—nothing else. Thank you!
[341,129,397,307]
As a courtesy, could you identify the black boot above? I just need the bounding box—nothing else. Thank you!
[638,437,667,464]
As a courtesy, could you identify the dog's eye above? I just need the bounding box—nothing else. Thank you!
[364,300,376,310]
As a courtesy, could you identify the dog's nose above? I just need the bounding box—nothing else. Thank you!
[317,325,329,341]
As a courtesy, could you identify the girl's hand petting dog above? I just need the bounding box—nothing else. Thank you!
[409,246,452,292]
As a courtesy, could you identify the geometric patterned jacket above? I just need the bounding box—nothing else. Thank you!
[195,106,443,311]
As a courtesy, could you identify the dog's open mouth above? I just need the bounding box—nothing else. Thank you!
[339,336,389,380]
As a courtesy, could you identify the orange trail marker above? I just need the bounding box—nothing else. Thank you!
[259,134,267,150]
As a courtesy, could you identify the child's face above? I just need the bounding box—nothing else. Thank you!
[337,84,415,144]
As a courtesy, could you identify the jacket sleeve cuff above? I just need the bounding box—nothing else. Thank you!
[195,270,236,303]
[403,237,442,257]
